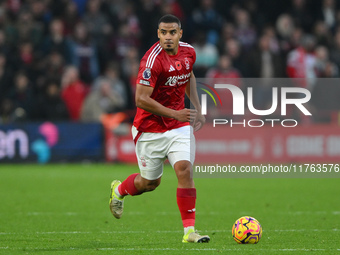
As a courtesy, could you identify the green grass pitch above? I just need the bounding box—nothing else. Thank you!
[0,164,339,254]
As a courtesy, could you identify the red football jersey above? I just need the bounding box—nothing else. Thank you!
[133,41,196,133]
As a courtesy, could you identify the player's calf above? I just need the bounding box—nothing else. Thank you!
[135,176,161,192]
[134,176,161,193]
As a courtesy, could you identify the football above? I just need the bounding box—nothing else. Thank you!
[232,216,262,244]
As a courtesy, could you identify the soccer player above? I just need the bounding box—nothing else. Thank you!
[109,14,210,243]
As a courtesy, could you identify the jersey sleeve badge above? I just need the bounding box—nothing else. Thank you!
[143,68,151,80]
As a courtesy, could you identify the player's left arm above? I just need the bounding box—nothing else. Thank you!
[186,71,205,131]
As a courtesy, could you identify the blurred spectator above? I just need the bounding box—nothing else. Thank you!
[0,99,15,124]
[73,0,88,17]
[92,62,128,109]
[38,51,65,89]
[5,0,22,19]
[289,0,313,33]
[121,46,140,80]
[7,71,36,120]
[5,9,43,48]
[276,14,295,54]
[324,61,339,77]
[315,45,330,75]
[82,0,112,45]
[29,0,51,29]
[81,78,126,122]
[12,41,39,82]
[68,22,100,84]
[192,30,218,77]
[61,1,80,36]
[247,34,284,78]
[0,0,339,124]
[311,61,340,122]
[290,27,304,49]
[223,38,247,76]
[286,34,318,90]
[206,54,241,79]
[160,0,185,21]
[233,9,257,51]
[48,0,69,18]
[37,81,69,121]
[61,66,89,121]
[190,0,223,44]
[313,20,333,47]
[330,31,340,70]
[247,34,285,109]
[205,54,242,118]
[217,22,235,54]
[17,41,34,67]
[0,53,13,102]
[42,18,71,63]
[116,1,141,36]
[318,0,337,31]
[109,22,140,61]
[125,59,140,105]
[137,0,160,53]
[243,0,266,33]
[322,61,339,78]
[262,25,280,54]
[0,29,11,58]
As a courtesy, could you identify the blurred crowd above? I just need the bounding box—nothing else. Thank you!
[0,0,340,124]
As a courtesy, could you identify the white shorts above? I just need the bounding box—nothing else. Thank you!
[132,125,195,180]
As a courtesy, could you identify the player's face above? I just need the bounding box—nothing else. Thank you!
[158,22,182,55]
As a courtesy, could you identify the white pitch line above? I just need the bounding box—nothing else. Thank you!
[0,229,338,235]
[288,211,340,215]
[36,231,91,234]
[27,212,78,216]
[1,211,340,217]
[0,247,337,252]
[273,229,339,232]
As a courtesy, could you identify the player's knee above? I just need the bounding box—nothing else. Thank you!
[177,169,191,180]
[176,164,192,180]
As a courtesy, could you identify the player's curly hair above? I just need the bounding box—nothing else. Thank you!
[158,14,181,29]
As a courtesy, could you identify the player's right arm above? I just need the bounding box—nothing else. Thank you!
[135,84,196,122]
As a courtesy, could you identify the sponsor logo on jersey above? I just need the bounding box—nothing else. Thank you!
[143,68,151,80]
[165,73,191,86]
[175,61,182,70]
[139,80,150,85]
[169,65,175,72]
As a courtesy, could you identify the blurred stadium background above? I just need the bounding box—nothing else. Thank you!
[1,1,340,254]
[0,0,340,164]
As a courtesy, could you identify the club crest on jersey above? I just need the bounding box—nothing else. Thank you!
[143,68,151,80]
[175,61,182,70]
[140,156,147,167]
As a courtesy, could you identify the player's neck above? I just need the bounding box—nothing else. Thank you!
[164,47,179,56]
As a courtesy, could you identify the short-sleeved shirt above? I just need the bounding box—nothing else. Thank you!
[133,41,196,133]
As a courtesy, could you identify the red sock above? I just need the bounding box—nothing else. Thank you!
[118,173,141,196]
[177,188,196,228]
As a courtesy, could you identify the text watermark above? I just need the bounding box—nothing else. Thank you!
[193,164,340,178]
